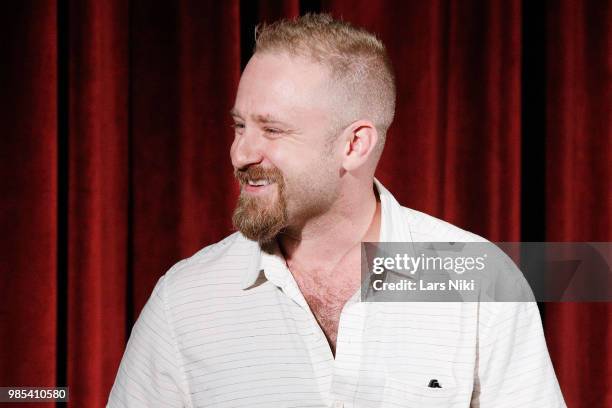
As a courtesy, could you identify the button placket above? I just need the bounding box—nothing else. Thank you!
[271,259,336,402]
[330,295,366,407]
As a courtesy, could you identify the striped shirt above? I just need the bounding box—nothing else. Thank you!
[108,179,566,407]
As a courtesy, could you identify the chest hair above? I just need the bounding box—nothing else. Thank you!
[292,262,360,354]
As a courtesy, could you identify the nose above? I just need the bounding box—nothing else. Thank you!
[230,128,264,170]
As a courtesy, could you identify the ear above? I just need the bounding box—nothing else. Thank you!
[341,120,379,171]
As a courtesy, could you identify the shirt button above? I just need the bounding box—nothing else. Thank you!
[333,401,344,408]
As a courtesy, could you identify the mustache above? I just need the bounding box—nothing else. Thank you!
[234,166,284,184]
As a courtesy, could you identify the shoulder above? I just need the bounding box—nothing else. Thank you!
[401,206,489,243]
[398,206,535,302]
[160,232,257,295]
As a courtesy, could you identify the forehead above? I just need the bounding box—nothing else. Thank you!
[233,52,333,120]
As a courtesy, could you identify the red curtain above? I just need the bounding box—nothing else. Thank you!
[545,1,612,407]
[1,1,609,407]
[1,0,58,397]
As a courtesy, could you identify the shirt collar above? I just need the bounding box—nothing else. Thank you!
[240,238,288,290]
[373,177,413,243]
[240,178,412,290]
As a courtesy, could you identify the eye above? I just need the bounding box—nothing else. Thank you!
[231,123,245,132]
[264,127,283,135]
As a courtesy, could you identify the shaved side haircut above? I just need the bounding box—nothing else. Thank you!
[254,13,396,159]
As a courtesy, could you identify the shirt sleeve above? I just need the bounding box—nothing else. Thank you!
[107,275,191,408]
[470,301,566,408]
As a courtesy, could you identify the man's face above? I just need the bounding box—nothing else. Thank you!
[230,52,342,242]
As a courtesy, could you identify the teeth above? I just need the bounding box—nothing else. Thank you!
[247,179,270,186]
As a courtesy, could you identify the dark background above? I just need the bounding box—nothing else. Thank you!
[1,0,610,407]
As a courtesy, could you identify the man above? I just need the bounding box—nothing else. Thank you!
[108,14,565,407]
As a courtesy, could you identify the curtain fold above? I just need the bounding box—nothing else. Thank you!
[0,1,609,407]
[0,0,58,393]
[544,1,612,406]
[130,0,240,317]
[66,0,129,406]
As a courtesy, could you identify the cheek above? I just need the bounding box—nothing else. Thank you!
[266,138,337,184]
[261,143,287,171]
[264,142,306,173]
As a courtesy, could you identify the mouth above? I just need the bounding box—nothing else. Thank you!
[243,179,276,194]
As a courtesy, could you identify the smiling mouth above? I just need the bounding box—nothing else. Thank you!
[243,179,276,193]
[247,179,271,186]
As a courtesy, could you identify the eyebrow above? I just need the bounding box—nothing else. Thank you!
[230,109,290,126]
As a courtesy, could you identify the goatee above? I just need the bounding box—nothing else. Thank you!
[232,166,288,243]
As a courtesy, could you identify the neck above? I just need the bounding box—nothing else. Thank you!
[278,179,381,272]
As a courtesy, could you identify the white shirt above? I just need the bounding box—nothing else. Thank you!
[108,180,566,408]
